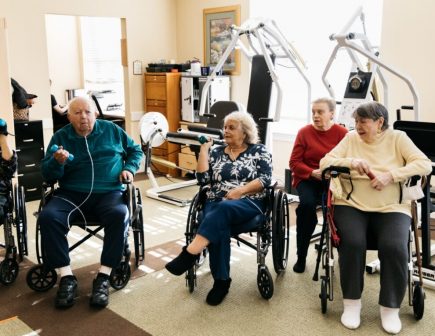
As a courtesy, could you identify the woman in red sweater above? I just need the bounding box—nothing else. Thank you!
[289,97,347,273]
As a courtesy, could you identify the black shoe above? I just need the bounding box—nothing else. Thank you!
[165,246,197,276]
[293,257,306,273]
[55,275,78,308]
[90,273,110,308]
[206,278,232,306]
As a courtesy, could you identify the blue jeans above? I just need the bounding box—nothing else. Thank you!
[38,189,129,270]
[198,198,265,280]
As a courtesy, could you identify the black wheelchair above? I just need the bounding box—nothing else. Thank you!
[313,166,425,320]
[0,183,28,285]
[26,181,144,292]
[184,183,290,299]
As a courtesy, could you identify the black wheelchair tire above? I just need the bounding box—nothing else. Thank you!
[186,267,195,293]
[26,264,57,292]
[272,190,290,274]
[133,187,145,267]
[257,265,274,300]
[0,258,19,285]
[110,262,131,290]
[185,192,200,245]
[14,185,28,260]
[412,283,425,320]
[320,278,328,314]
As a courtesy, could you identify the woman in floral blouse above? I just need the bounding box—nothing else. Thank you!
[166,111,272,306]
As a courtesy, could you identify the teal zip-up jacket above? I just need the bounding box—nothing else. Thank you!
[42,120,143,193]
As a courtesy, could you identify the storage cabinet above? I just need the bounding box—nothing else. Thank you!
[14,120,45,201]
[144,72,181,176]
[181,75,230,123]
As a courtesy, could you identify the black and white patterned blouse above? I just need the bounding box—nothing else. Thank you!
[196,144,272,201]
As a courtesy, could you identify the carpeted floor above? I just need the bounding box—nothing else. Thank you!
[1,175,435,336]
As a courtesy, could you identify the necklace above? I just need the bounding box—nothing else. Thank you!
[229,144,246,161]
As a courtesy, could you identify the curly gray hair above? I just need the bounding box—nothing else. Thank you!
[224,111,259,144]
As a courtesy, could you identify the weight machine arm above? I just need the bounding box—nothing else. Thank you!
[199,18,311,124]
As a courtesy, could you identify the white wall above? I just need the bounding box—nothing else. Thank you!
[0,18,14,144]
[175,0,250,108]
[46,15,82,106]
[381,0,435,123]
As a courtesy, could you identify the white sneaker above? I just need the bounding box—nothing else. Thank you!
[341,299,362,329]
[380,305,402,334]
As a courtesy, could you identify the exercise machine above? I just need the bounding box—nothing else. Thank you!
[199,17,311,140]
[322,6,419,129]
[139,112,198,207]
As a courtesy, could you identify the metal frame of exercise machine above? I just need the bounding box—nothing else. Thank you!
[199,17,311,128]
[322,6,419,129]
[139,112,198,207]
[144,18,311,206]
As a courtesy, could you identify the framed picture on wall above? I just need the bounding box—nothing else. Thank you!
[203,5,241,75]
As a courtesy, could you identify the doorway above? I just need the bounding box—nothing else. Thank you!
[45,15,128,129]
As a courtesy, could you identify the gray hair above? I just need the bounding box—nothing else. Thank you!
[224,111,259,144]
[352,101,389,131]
[312,97,336,112]
[67,96,96,114]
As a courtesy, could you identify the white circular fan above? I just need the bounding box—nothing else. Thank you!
[139,112,168,148]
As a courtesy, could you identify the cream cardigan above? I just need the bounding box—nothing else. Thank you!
[319,129,432,216]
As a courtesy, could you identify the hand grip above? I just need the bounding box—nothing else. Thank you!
[50,144,74,161]
[367,171,375,180]
[198,135,225,146]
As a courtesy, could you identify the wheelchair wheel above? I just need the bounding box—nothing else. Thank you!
[272,190,290,274]
[14,185,28,260]
[0,258,19,285]
[257,265,274,299]
[132,187,145,267]
[26,264,57,292]
[320,278,328,314]
[412,283,425,320]
[186,267,195,293]
[110,261,131,290]
[185,192,201,245]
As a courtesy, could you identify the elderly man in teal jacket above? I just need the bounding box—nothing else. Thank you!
[38,96,143,309]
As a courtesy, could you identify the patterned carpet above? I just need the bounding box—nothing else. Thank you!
[1,175,435,336]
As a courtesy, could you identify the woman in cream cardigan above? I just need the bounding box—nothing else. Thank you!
[319,102,431,334]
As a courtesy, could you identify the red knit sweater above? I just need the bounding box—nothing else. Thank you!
[289,124,348,188]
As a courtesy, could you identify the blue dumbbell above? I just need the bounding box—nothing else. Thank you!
[50,144,74,161]
[0,119,8,135]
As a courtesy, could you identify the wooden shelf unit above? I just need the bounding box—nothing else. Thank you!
[144,72,181,176]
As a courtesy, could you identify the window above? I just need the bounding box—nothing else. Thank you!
[249,0,383,135]
[80,17,124,112]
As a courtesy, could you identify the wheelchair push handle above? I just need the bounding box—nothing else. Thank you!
[50,144,74,161]
[367,171,375,180]
[321,166,350,180]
